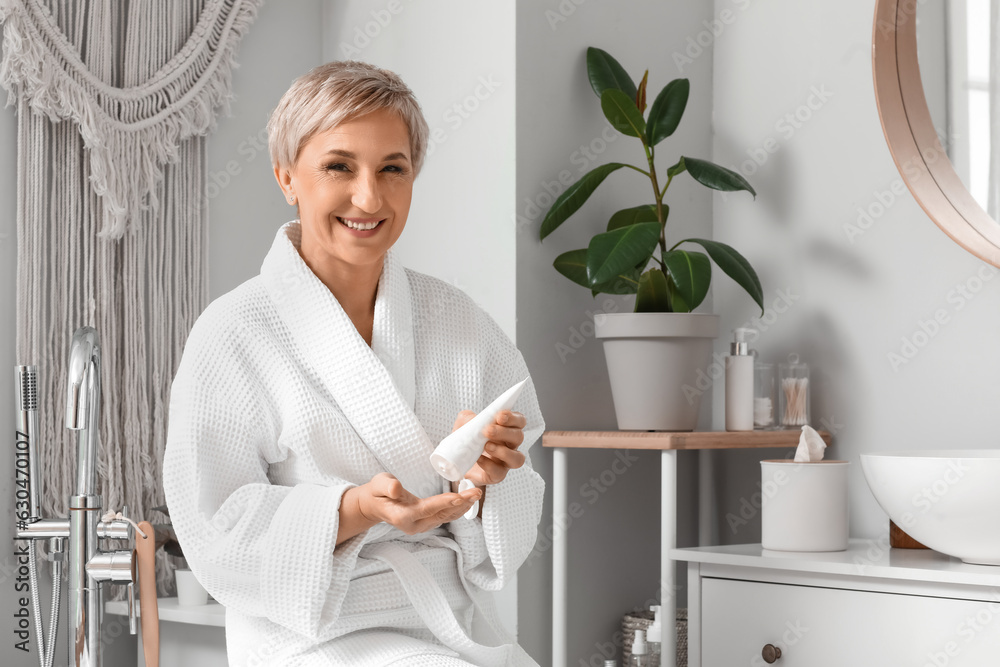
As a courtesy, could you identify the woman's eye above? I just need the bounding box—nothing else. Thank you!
[325,163,350,172]
[381,164,403,173]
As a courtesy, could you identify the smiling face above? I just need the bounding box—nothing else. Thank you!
[275,108,414,279]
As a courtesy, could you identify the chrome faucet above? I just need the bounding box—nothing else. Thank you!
[15,327,140,667]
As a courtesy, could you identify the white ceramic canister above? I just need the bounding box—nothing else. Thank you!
[760,460,849,552]
[175,568,209,605]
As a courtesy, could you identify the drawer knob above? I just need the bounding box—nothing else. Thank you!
[761,644,782,663]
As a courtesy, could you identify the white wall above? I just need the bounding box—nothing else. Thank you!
[208,1,325,300]
[0,3,325,665]
[515,2,715,664]
[323,1,517,340]
[708,0,1000,549]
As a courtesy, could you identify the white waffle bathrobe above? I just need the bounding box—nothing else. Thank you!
[162,222,545,666]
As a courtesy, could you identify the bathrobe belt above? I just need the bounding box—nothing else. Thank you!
[365,539,531,667]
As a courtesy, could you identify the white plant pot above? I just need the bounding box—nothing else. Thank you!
[175,568,209,606]
[595,312,720,431]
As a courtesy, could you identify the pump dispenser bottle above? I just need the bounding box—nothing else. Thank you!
[630,629,650,667]
[646,605,662,667]
[725,328,755,431]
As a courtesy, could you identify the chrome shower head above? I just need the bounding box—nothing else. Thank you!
[15,365,38,411]
[14,364,42,522]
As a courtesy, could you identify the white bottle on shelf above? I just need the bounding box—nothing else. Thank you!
[646,605,662,667]
[630,629,650,667]
[725,327,755,431]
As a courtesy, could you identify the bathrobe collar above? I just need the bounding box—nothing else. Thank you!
[260,221,438,496]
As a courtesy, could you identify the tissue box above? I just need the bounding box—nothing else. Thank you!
[760,460,849,552]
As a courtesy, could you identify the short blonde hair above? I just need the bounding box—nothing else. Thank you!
[268,61,430,174]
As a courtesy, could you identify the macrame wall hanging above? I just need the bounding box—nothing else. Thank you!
[0,0,262,595]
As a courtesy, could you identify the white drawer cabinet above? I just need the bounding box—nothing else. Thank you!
[673,541,1000,667]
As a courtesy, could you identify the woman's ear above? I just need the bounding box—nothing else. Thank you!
[274,166,296,205]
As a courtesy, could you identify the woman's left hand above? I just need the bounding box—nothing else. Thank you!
[450,409,527,491]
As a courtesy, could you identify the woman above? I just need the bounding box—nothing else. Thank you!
[162,61,545,666]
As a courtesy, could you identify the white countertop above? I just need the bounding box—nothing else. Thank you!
[105,597,225,627]
[671,539,1000,588]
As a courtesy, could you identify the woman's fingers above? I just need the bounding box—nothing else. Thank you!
[370,472,406,500]
[452,410,476,431]
[412,491,480,532]
[485,411,526,450]
[472,454,510,485]
[483,441,525,469]
[484,424,524,449]
[369,476,483,534]
[496,410,527,429]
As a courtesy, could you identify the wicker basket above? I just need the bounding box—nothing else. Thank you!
[622,608,687,666]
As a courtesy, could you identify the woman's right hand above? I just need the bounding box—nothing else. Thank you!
[359,472,482,535]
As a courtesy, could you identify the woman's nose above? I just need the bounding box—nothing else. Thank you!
[351,171,382,213]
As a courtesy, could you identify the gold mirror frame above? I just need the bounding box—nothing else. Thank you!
[873,0,1000,266]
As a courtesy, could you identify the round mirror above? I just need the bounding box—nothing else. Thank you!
[873,0,1000,266]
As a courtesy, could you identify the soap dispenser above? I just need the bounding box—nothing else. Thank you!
[646,605,662,667]
[630,629,650,667]
[725,327,755,431]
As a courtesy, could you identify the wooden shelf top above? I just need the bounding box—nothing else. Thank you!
[541,429,832,451]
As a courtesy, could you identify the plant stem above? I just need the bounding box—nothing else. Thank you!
[621,163,651,177]
[643,142,667,255]
[660,173,674,199]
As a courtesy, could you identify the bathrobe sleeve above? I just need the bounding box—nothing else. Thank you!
[162,300,367,641]
[448,307,546,592]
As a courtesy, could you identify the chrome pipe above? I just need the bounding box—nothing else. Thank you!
[15,518,70,540]
[68,495,102,667]
[65,327,104,667]
[66,327,100,497]
[87,549,136,583]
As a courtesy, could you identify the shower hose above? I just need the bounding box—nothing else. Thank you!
[27,539,62,667]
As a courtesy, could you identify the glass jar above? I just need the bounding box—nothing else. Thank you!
[778,353,810,428]
[754,361,776,429]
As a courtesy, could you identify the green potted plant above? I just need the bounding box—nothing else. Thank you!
[539,47,764,430]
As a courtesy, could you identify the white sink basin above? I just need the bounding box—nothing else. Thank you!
[861,450,1000,565]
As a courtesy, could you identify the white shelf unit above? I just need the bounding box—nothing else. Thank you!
[543,429,831,667]
[105,597,225,627]
[673,541,1000,666]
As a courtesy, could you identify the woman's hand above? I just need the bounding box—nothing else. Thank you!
[451,409,528,489]
[357,472,482,536]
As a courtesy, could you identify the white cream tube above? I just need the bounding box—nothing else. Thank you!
[429,378,528,482]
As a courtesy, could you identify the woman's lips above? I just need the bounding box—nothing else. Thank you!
[337,216,384,236]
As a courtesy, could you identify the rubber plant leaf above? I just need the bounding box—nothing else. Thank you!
[662,249,711,311]
[636,69,649,113]
[539,163,627,240]
[601,88,647,138]
[666,273,691,313]
[554,249,640,295]
[635,268,671,312]
[667,157,687,179]
[682,238,764,314]
[607,204,660,231]
[586,46,637,99]
[682,157,757,197]
[646,78,690,146]
[586,221,661,285]
[592,268,642,296]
